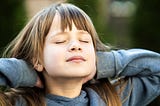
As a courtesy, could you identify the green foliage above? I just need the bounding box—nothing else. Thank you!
[0,0,27,53]
[131,0,160,52]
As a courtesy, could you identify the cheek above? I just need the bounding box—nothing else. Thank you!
[86,45,96,67]
[43,44,64,59]
[87,45,96,59]
[43,46,63,70]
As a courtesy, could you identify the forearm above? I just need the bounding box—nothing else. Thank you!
[96,49,160,79]
[97,49,160,105]
[0,58,37,88]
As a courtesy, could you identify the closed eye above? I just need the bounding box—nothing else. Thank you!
[80,40,89,43]
[55,40,66,44]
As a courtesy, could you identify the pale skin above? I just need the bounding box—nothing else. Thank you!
[35,12,96,98]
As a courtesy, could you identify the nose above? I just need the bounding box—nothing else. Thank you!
[68,41,82,52]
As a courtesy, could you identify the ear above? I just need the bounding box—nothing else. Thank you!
[33,60,44,72]
[34,63,44,72]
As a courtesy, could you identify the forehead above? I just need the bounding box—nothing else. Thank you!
[51,4,90,31]
[50,12,61,32]
[47,12,77,36]
[47,12,81,39]
[46,12,61,38]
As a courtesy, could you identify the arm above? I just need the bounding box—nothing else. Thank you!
[97,49,160,79]
[97,49,160,105]
[0,58,37,88]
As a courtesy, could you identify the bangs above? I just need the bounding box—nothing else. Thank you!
[55,3,90,32]
[53,3,98,49]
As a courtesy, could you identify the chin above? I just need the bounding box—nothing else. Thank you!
[66,72,91,78]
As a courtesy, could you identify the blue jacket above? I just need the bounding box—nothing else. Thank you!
[0,49,160,106]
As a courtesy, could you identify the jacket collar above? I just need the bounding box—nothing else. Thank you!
[85,88,106,106]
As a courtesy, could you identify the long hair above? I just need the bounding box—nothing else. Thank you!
[1,3,121,106]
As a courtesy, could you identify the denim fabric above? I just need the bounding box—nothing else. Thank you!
[97,49,160,106]
[46,90,88,106]
[0,58,37,87]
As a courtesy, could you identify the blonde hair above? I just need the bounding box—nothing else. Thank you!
[1,3,121,106]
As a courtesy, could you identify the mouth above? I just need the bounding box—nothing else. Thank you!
[66,56,86,63]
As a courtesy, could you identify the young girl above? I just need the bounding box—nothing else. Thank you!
[0,2,160,106]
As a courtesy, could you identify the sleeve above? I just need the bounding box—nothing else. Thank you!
[96,49,160,79]
[0,58,38,88]
[96,49,160,105]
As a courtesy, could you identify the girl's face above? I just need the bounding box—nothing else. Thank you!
[42,13,96,79]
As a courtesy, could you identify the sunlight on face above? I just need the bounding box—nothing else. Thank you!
[42,12,96,80]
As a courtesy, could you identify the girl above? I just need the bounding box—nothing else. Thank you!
[0,2,160,106]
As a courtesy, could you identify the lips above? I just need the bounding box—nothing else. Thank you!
[66,56,86,62]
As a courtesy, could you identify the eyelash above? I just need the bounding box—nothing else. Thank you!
[55,41,66,44]
[55,40,89,44]
[80,40,89,43]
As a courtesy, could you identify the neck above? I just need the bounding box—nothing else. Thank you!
[45,77,83,98]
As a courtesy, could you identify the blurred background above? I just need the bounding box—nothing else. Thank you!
[0,0,159,105]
